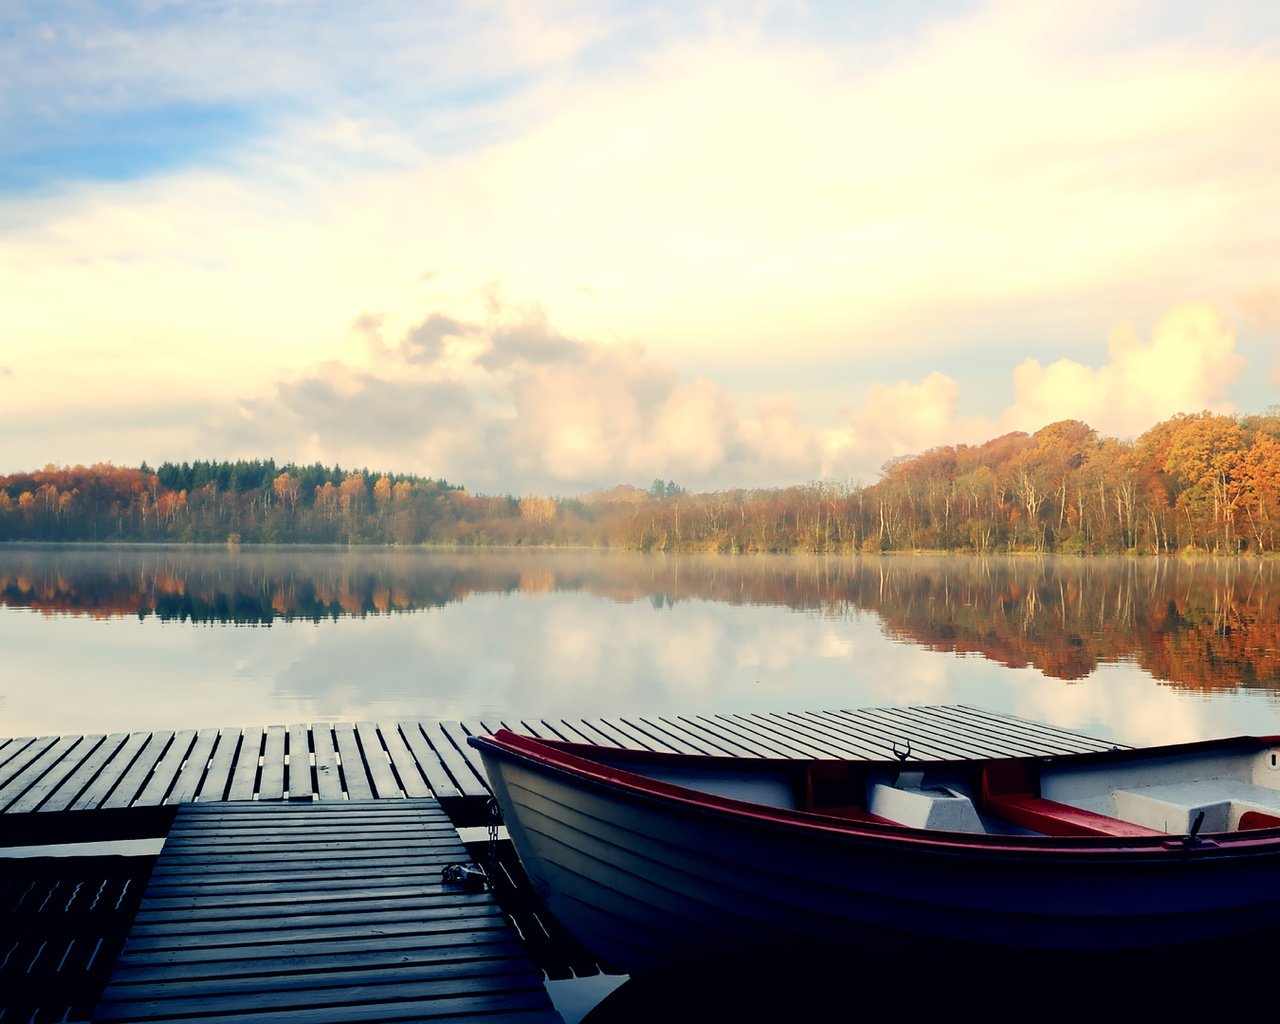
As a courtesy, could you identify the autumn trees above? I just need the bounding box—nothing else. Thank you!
[4,411,1280,553]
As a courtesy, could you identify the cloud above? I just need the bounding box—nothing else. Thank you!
[1002,304,1245,438]
[219,296,836,492]
[212,297,1252,494]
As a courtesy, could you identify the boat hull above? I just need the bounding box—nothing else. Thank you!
[475,734,1280,974]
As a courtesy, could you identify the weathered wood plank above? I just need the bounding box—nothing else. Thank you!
[226,727,263,801]
[736,713,853,758]
[946,704,1125,752]
[594,717,664,751]
[378,721,433,798]
[561,718,628,748]
[828,708,991,759]
[397,722,463,800]
[143,857,468,888]
[333,723,373,800]
[0,734,58,792]
[355,722,401,799]
[0,737,37,778]
[427,721,490,798]
[286,723,313,800]
[258,726,287,801]
[624,717,714,754]
[141,869,467,900]
[195,728,241,803]
[775,711,899,759]
[96,990,559,1024]
[164,727,222,805]
[106,938,525,984]
[95,962,551,1018]
[674,715,792,757]
[36,731,130,811]
[68,731,151,810]
[710,713,825,757]
[135,729,197,806]
[311,724,344,800]
[3,733,102,813]
[107,920,514,967]
[648,715,757,756]
[100,731,175,810]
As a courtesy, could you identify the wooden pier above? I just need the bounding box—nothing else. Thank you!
[0,705,1124,826]
[92,800,561,1023]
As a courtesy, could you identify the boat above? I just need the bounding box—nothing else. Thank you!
[468,728,1280,974]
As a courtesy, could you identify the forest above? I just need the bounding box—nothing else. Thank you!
[3,410,1280,554]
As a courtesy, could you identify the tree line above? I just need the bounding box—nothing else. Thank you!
[3,410,1280,553]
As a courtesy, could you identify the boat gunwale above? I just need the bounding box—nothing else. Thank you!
[471,729,1280,858]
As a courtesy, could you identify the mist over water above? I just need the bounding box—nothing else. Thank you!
[2,545,1277,744]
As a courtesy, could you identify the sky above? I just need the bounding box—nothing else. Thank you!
[2,0,1279,496]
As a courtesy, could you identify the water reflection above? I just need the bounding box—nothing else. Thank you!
[3,546,1279,694]
[2,546,1279,741]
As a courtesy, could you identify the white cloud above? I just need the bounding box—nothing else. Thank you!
[206,295,1250,494]
[1003,304,1245,438]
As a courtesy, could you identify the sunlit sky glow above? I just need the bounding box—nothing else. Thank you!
[3,1,1278,495]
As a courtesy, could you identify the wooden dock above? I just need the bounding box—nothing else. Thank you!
[92,799,562,1023]
[0,706,1124,821]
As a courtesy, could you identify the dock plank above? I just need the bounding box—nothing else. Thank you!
[195,728,240,803]
[379,721,433,798]
[69,732,152,811]
[397,722,463,800]
[94,800,560,1024]
[311,725,345,800]
[37,732,130,812]
[3,733,102,813]
[286,723,313,800]
[429,722,490,798]
[0,735,58,793]
[258,726,287,801]
[333,723,373,799]
[134,729,197,806]
[100,732,175,810]
[355,722,401,798]
[226,728,263,801]
[165,728,221,805]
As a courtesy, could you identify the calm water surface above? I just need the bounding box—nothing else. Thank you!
[3,545,1279,745]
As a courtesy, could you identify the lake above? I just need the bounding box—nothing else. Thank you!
[3,545,1279,746]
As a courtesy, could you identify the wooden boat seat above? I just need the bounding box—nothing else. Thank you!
[1113,780,1280,833]
[983,792,1166,838]
[980,760,1164,838]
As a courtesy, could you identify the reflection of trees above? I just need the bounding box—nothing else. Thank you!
[2,548,1278,693]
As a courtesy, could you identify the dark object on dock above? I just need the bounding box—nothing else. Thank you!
[0,854,154,1024]
[92,799,561,1023]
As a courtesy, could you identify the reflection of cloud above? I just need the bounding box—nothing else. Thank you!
[4,549,1269,743]
[1012,665,1211,746]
